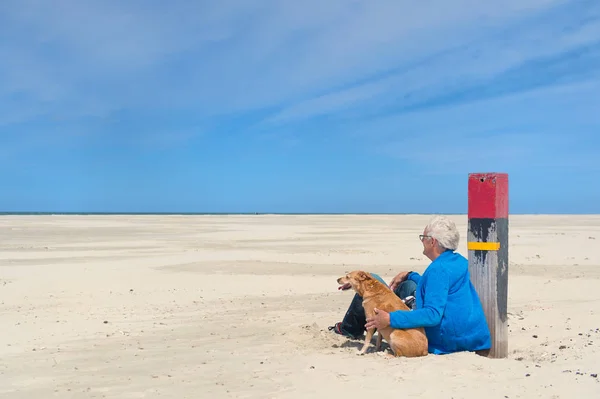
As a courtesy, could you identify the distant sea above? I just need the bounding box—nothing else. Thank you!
[0,212,452,216]
[0,212,284,215]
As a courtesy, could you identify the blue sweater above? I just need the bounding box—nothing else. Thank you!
[389,250,491,354]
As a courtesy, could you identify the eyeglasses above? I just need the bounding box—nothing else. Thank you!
[419,234,432,241]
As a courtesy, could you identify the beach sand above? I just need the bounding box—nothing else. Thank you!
[1,214,599,398]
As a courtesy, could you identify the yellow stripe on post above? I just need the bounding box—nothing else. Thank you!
[467,241,501,251]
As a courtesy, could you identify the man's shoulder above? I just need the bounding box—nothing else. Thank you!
[433,251,468,269]
[436,250,466,262]
[449,251,468,262]
[423,252,467,279]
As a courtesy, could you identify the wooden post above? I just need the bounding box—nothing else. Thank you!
[467,172,509,359]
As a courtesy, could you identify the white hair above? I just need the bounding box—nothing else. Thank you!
[425,215,460,251]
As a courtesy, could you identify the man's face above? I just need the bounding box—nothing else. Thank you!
[420,228,435,259]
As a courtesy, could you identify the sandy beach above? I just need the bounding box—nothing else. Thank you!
[1,214,599,398]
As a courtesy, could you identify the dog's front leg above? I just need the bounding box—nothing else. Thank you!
[359,328,375,355]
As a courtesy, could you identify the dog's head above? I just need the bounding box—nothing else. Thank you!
[337,270,373,296]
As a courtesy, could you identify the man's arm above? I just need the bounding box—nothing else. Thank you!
[407,271,421,285]
[389,268,449,329]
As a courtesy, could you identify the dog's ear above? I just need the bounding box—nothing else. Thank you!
[357,271,369,281]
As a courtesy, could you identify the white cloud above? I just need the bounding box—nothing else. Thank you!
[349,79,600,174]
[258,0,600,127]
[0,0,598,154]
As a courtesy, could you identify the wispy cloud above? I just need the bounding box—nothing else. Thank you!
[137,130,203,150]
[260,0,600,127]
[1,0,599,165]
[3,0,594,121]
[343,78,600,174]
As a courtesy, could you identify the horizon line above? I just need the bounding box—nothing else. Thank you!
[1,212,598,216]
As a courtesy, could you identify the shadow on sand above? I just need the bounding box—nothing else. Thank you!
[333,333,393,355]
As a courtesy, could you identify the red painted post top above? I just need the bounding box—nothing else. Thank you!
[468,173,509,219]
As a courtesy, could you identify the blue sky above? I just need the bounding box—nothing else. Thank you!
[1,0,599,213]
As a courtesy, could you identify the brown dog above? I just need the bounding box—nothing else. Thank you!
[337,270,428,357]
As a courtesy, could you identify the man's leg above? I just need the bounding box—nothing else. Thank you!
[394,280,417,300]
[334,292,367,338]
[394,280,417,309]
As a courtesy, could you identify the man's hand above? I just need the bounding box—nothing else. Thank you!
[389,271,410,291]
[365,308,390,330]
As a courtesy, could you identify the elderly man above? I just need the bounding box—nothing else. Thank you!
[329,215,491,355]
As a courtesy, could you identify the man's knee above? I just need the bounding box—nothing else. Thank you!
[394,280,417,300]
[394,280,417,309]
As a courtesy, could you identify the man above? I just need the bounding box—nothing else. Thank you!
[330,215,491,355]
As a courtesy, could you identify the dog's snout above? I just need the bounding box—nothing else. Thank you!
[337,277,343,284]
